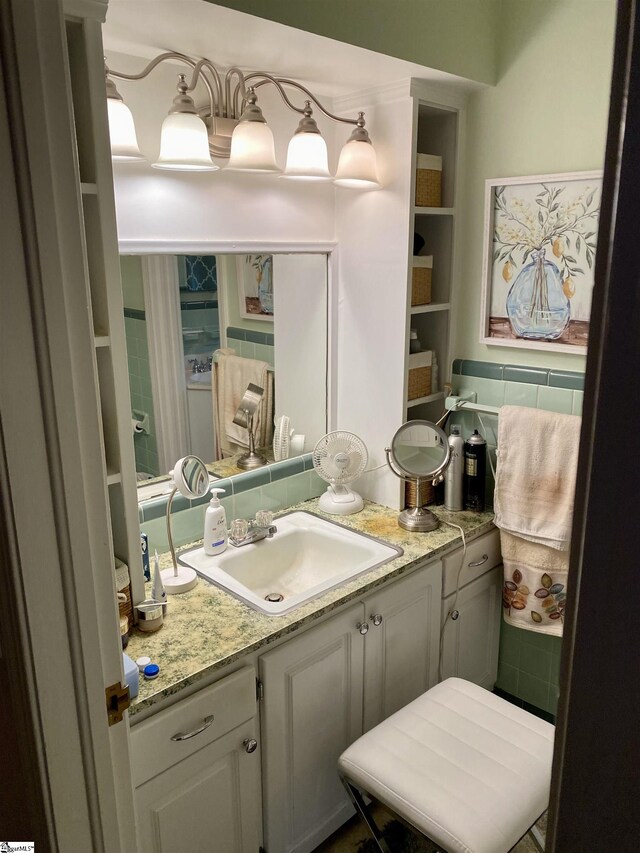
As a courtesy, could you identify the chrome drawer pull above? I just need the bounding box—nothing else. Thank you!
[170,714,214,742]
[468,553,489,568]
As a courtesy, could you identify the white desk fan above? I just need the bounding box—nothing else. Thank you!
[313,431,368,515]
[273,415,305,460]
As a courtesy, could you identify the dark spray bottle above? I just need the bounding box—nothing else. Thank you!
[463,429,487,512]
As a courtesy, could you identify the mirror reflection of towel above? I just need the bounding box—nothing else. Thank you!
[213,349,273,458]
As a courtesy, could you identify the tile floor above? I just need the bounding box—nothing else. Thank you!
[313,804,547,852]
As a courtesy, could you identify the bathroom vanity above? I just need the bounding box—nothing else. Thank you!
[126,500,500,853]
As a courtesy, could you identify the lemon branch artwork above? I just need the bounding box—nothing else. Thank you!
[482,173,601,352]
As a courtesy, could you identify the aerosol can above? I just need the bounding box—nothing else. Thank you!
[464,429,487,512]
[444,424,464,511]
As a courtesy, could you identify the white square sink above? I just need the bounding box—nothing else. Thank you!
[178,511,403,615]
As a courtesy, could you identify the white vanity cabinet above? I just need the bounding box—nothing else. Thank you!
[131,667,262,853]
[259,560,442,853]
[439,529,502,689]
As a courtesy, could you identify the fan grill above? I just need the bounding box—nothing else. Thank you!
[313,431,368,484]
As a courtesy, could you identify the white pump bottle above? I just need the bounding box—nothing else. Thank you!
[204,488,227,556]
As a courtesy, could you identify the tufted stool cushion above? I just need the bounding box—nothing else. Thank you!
[339,678,554,853]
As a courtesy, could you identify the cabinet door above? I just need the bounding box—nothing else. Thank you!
[440,565,501,689]
[135,719,262,853]
[363,560,442,732]
[260,603,365,853]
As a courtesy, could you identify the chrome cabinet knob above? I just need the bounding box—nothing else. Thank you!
[243,738,258,754]
[370,613,383,627]
[357,621,369,635]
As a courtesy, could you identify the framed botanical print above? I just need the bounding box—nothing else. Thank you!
[480,171,602,353]
[237,254,274,322]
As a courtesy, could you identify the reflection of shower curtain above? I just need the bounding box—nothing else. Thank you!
[141,256,189,473]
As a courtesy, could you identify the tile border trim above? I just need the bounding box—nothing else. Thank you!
[452,358,584,391]
[226,326,275,346]
[140,453,312,522]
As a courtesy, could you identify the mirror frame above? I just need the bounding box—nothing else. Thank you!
[388,419,451,482]
[120,240,337,496]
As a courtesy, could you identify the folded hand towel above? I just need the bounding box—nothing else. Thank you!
[213,350,273,458]
[501,531,568,636]
[494,405,581,551]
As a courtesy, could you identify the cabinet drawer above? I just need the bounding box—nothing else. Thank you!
[131,666,256,787]
[442,528,500,597]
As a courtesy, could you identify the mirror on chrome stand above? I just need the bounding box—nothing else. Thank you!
[385,420,451,532]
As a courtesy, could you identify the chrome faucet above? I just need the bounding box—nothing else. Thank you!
[229,511,277,547]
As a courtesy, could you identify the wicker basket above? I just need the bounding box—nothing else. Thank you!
[411,256,433,306]
[115,559,134,631]
[415,154,442,207]
[405,478,435,508]
[407,350,433,400]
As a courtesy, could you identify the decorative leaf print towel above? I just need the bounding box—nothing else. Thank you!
[501,531,568,636]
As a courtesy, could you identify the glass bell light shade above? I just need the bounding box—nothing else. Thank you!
[107,97,145,161]
[283,131,331,180]
[227,120,280,173]
[334,136,380,190]
[152,112,218,171]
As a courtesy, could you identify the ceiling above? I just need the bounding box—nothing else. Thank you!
[102,0,479,97]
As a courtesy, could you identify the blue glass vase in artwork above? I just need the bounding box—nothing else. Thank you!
[506,249,570,340]
[258,257,273,314]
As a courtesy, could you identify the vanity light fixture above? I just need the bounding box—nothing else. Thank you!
[226,88,280,173]
[105,73,145,161]
[105,53,380,187]
[153,74,218,171]
[282,101,332,181]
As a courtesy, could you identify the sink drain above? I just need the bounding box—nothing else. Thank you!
[265,592,284,603]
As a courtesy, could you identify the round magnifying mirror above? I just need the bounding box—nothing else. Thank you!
[385,420,451,533]
[172,455,209,499]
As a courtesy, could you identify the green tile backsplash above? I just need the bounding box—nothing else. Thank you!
[452,358,583,716]
[140,455,325,554]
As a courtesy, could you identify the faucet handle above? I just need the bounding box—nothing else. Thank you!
[230,519,249,541]
[255,510,274,528]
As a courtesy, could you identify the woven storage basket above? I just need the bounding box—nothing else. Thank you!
[407,350,433,400]
[115,559,134,631]
[405,478,435,507]
[415,154,442,207]
[411,256,433,306]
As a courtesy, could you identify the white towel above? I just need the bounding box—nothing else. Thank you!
[213,349,273,458]
[494,405,581,551]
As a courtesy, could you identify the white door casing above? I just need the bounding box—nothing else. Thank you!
[1,0,137,848]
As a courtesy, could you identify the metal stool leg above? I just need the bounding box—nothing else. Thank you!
[340,776,391,853]
[528,824,545,851]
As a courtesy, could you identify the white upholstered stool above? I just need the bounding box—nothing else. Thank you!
[338,678,555,853]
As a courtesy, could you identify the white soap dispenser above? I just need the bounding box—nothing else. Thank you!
[204,488,227,556]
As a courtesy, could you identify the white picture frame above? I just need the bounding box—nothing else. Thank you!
[479,171,602,354]
[237,254,274,322]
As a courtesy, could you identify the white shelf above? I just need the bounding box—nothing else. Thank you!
[410,302,450,315]
[106,469,122,486]
[406,391,445,408]
[94,334,110,348]
[80,182,98,195]
[414,206,455,216]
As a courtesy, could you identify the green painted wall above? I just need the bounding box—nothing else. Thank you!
[211,0,501,84]
[453,0,616,374]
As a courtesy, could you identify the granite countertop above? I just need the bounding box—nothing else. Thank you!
[125,499,494,719]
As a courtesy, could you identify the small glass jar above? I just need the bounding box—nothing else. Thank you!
[409,329,421,354]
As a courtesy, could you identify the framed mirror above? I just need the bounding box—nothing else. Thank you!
[121,252,328,502]
[385,420,451,532]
